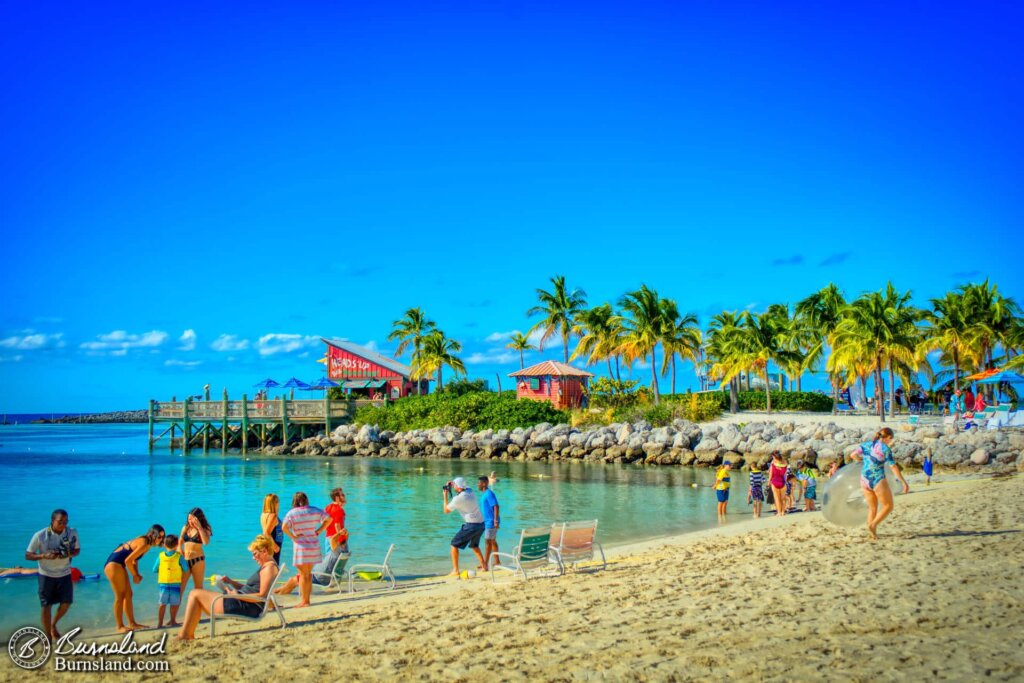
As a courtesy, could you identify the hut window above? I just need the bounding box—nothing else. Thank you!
[529,378,540,390]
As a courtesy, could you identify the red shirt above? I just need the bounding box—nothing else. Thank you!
[325,502,345,538]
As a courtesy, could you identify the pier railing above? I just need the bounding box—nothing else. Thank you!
[152,397,384,422]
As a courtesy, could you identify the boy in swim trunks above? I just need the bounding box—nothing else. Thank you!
[796,463,819,511]
[152,534,188,627]
[922,454,933,486]
[715,461,732,519]
[747,464,765,518]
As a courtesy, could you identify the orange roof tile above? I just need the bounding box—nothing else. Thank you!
[508,360,595,378]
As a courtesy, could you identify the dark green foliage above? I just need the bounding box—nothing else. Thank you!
[611,393,723,425]
[588,378,648,408]
[436,378,489,396]
[687,390,833,412]
[354,391,569,431]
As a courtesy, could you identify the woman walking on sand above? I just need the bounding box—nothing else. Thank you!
[282,492,330,607]
[847,427,910,540]
[260,494,284,565]
[179,508,213,590]
[104,524,165,632]
[768,451,788,517]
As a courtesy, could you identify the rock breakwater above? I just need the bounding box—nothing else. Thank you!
[266,419,1024,472]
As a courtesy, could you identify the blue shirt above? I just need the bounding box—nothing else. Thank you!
[480,489,499,529]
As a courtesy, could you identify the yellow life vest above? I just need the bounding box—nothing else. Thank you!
[157,551,183,584]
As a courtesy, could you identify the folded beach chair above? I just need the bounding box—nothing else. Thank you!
[549,520,606,572]
[311,550,351,594]
[209,563,288,636]
[346,544,397,593]
[984,405,1013,430]
[489,526,562,583]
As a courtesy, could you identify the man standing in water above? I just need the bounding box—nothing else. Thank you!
[442,477,485,577]
[25,509,80,638]
[477,476,500,570]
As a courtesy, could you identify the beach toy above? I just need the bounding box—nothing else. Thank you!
[209,574,222,585]
[822,465,901,528]
[356,571,383,581]
[460,570,476,579]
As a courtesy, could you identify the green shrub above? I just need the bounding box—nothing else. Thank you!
[610,392,722,425]
[735,391,832,412]
[436,378,489,396]
[353,391,569,431]
[588,378,648,409]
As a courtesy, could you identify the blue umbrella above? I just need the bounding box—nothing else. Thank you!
[282,377,311,390]
[308,377,339,390]
[975,370,1024,385]
[253,378,281,389]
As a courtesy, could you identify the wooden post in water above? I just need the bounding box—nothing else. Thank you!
[221,389,229,454]
[169,396,177,452]
[281,396,289,447]
[183,397,192,454]
[241,393,249,455]
[324,395,332,435]
[147,400,154,451]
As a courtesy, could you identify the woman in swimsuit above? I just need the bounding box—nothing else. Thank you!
[260,494,284,565]
[104,524,165,632]
[847,427,910,540]
[768,451,789,517]
[176,534,279,641]
[179,508,213,590]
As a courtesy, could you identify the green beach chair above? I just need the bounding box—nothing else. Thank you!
[489,526,562,582]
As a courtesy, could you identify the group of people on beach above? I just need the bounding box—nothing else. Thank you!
[714,427,913,540]
[18,486,352,641]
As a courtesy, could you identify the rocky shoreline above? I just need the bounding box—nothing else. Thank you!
[265,418,1024,472]
[35,410,147,424]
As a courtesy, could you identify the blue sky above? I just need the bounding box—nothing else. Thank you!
[1,1,1022,411]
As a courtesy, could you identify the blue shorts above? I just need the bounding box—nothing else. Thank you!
[716,490,729,503]
[159,585,181,606]
[804,486,816,501]
[451,523,485,549]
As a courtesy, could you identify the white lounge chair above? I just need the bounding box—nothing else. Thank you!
[346,544,397,593]
[549,520,606,572]
[311,549,351,594]
[209,563,288,636]
[489,526,562,583]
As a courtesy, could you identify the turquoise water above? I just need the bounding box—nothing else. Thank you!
[0,424,747,637]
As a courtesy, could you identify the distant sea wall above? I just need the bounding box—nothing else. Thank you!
[35,410,147,424]
[267,419,1024,472]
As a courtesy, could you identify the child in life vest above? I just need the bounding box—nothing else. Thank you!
[152,534,189,627]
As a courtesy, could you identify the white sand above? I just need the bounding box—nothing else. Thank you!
[4,474,1022,682]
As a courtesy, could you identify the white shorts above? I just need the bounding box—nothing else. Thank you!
[483,528,498,541]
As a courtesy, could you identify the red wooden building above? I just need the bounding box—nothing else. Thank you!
[321,338,427,400]
[509,360,594,410]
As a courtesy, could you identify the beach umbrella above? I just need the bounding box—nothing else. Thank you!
[253,378,280,389]
[308,377,339,390]
[975,370,1024,385]
[964,368,1000,382]
[282,377,311,399]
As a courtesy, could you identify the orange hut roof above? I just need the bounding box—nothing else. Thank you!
[508,360,595,378]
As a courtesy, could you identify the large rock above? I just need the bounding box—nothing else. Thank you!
[970,448,991,465]
[355,424,380,444]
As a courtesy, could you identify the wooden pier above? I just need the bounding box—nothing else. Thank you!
[148,392,382,453]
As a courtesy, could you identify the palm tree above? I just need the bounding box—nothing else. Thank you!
[506,332,535,370]
[526,275,588,363]
[570,304,618,377]
[723,310,794,414]
[707,311,743,413]
[410,330,466,390]
[920,291,973,391]
[961,280,1021,371]
[796,284,847,413]
[617,285,666,404]
[387,307,437,395]
[659,299,701,396]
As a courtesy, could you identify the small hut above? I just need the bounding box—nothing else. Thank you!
[509,360,594,410]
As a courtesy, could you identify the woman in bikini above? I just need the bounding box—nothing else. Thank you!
[847,427,909,540]
[260,494,284,565]
[104,524,165,632]
[179,508,213,590]
[768,451,789,517]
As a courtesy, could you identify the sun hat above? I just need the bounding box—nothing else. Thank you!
[452,477,469,490]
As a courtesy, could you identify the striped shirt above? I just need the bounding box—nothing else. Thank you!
[283,506,329,566]
[749,471,765,491]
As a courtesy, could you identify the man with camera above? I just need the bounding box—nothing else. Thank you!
[442,477,486,577]
[25,508,80,639]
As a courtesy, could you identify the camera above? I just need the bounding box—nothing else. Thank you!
[442,481,454,495]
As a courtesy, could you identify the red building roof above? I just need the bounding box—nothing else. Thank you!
[508,360,594,378]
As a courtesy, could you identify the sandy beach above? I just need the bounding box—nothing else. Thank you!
[4,471,1022,682]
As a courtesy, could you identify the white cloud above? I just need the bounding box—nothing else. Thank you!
[80,330,167,355]
[0,332,65,350]
[466,350,520,365]
[362,340,380,354]
[211,334,250,352]
[178,329,197,351]
[485,330,519,343]
[257,334,320,356]
[165,359,202,367]
[0,354,23,362]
